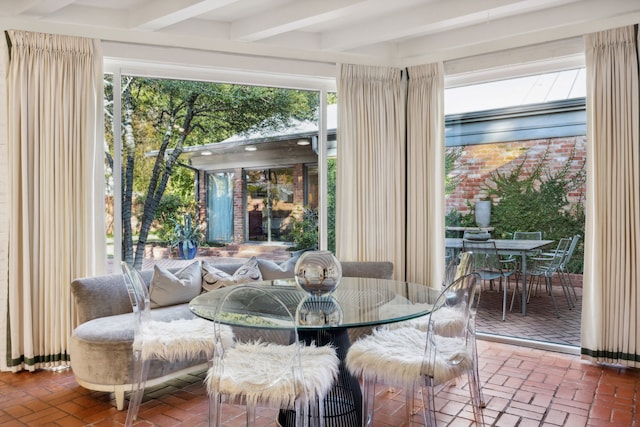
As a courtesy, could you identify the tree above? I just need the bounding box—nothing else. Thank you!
[119,77,317,269]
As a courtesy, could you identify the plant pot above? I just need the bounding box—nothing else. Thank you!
[475,201,492,227]
[178,242,198,260]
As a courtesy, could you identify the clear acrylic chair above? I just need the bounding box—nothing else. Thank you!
[205,284,340,427]
[346,273,484,427]
[462,240,517,320]
[435,253,485,410]
[526,238,573,316]
[121,262,233,427]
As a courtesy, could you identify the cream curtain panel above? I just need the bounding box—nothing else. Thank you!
[336,64,406,277]
[0,30,105,371]
[582,25,640,367]
[405,64,445,288]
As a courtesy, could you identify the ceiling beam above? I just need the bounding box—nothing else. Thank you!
[399,0,640,65]
[128,0,241,31]
[230,0,369,42]
[11,0,75,17]
[321,0,580,52]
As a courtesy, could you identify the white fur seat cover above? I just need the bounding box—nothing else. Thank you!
[206,341,339,407]
[346,326,472,386]
[393,307,465,336]
[135,318,234,361]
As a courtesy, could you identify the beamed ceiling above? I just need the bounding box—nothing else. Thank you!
[2,0,640,68]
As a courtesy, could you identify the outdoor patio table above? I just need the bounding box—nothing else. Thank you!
[189,277,440,427]
[445,238,554,316]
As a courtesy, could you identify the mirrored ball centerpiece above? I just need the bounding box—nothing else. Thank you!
[294,250,342,296]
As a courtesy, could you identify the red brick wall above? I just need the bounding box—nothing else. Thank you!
[446,136,586,215]
[232,167,244,243]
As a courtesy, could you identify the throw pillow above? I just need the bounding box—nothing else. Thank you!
[257,255,299,280]
[202,256,262,291]
[149,261,202,308]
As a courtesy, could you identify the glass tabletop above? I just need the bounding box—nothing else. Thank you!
[189,277,440,330]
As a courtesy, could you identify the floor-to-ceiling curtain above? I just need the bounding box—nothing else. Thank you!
[0,30,105,372]
[405,64,445,288]
[582,24,640,367]
[0,33,10,364]
[336,64,405,277]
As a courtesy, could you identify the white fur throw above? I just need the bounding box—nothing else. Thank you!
[346,326,472,387]
[206,341,339,408]
[135,318,233,361]
[392,307,466,336]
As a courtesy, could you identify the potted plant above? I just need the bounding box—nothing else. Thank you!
[169,213,203,260]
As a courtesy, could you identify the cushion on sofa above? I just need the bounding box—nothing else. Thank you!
[202,257,262,291]
[257,256,299,280]
[149,261,202,308]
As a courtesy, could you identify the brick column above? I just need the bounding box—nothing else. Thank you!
[233,168,244,243]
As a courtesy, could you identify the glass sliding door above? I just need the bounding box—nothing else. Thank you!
[207,172,234,242]
[245,168,294,242]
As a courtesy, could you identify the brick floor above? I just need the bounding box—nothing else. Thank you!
[0,339,637,426]
[475,280,582,347]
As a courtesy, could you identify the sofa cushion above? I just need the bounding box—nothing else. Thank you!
[257,256,299,280]
[149,261,202,308]
[202,257,262,291]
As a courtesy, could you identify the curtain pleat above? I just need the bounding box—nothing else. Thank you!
[582,24,640,367]
[336,64,405,277]
[405,64,445,289]
[1,30,105,371]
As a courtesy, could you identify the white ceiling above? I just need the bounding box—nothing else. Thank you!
[1,0,640,68]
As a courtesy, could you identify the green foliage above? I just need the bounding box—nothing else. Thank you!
[445,204,476,227]
[484,146,586,272]
[153,194,189,242]
[445,148,463,195]
[327,158,337,253]
[285,206,319,251]
[444,148,473,236]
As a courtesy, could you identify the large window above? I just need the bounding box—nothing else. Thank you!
[103,68,333,269]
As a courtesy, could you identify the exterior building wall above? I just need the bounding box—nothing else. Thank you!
[446,136,586,215]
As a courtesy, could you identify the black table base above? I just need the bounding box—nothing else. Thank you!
[278,328,362,427]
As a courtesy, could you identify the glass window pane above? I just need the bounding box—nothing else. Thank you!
[207,172,234,242]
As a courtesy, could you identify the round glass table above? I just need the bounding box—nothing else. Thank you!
[189,277,440,426]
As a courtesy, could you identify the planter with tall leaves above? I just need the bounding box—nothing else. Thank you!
[169,214,203,260]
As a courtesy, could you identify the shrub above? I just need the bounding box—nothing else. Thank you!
[483,145,585,272]
[284,206,318,251]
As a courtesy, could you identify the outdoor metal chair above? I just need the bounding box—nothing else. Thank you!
[462,240,517,321]
[526,238,573,316]
[559,234,581,300]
